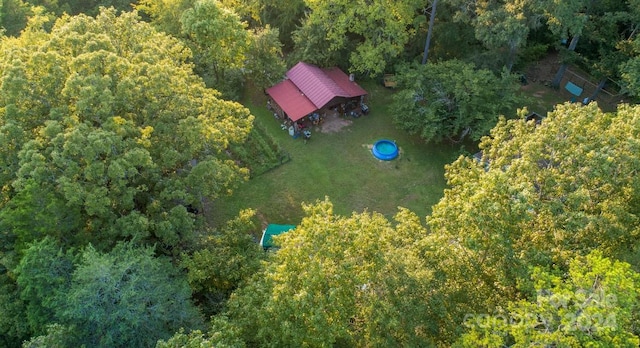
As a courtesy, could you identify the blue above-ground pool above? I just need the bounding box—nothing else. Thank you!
[372,139,399,160]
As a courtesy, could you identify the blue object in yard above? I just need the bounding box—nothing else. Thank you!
[260,224,296,249]
[371,139,399,160]
[565,81,583,97]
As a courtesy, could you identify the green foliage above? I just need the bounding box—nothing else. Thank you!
[256,0,305,49]
[392,60,522,143]
[0,8,253,252]
[157,316,245,348]
[140,0,286,99]
[182,209,264,315]
[456,251,640,347]
[180,0,251,98]
[424,102,640,344]
[225,199,437,347]
[448,0,540,71]
[292,0,425,76]
[136,0,196,37]
[155,328,213,348]
[22,324,71,348]
[14,237,74,336]
[540,0,591,38]
[619,36,640,98]
[0,272,30,347]
[61,243,203,347]
[228,122,288,177]
[0,0,30,36]
[245,25,286,90]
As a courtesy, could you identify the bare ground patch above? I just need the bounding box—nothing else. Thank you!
[320,110,352,133]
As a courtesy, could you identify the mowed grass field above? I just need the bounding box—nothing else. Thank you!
[211,81,461,228]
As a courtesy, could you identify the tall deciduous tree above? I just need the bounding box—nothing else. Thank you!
[135,0,196,37]
[392,60,521,143]
[225,199,438,346]
[256,0,305,49]
[180,0,251,97]
[543,0,593,86]
[424,102,640,344]
[59,243,202,347]
[456,251,640,347]
[620,35,640,97]
[244,25,286,89]
[292,0,424,75]
[448,0,541,71]
[0,8,253,253]
[138,0,286,97]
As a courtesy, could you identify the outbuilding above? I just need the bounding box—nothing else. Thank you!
[266,62,368,123]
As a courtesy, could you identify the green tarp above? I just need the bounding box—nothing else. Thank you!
[259,224,296,249]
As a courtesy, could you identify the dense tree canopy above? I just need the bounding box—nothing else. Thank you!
[423,102,640,343]
[138,0,286,98]
[224,199,438,347]
[0,8,253,253]
[291,0,425,75]
[1,0,640,347]
[0,8,256,346]
[392,60,522,143]
[457,251,640,347]
[17,241,202,348]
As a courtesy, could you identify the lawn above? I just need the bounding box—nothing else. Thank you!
[211,80,462,228]
[519,82,567,115]
[211,78,571,231]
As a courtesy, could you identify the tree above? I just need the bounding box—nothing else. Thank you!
[543,0,593,87]
[292,0,425,76]
[422,0,438,65]
[157,316,246,348]
[0,0,31,36]
[456,251,640,347]
[139,0,286,97]
[135,0,196,37]
[448,0,542,72]
[424,102,640,344]
[546,0,639,96]
[60,243,203,347]
[0,272,30,347]
[244,25,286,90]
[180,0,251,98]
[224,199,438,347]
[14,237,74,336]
[255,0,305,49]
[620,36,640,97]
[0,8,253,253]
[391,60,521,143]
[181,209,265,316]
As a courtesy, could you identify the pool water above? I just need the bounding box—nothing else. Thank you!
[372,139,399,160]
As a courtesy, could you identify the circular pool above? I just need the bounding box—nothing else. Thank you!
[372,139,399,160]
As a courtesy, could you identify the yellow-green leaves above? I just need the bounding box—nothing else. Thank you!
[0,8,254,251]
[457,251,640,347]
[427,102,640,343]
[227,198,435,347]
[293,0,424,76]
[392,60,522,143]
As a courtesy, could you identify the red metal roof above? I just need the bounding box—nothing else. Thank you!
[265,79,317,122]
[287,62,347,108]
[266,62,368,121]
[323,67,368,99]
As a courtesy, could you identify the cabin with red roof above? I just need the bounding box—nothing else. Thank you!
[266,62,368,123]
